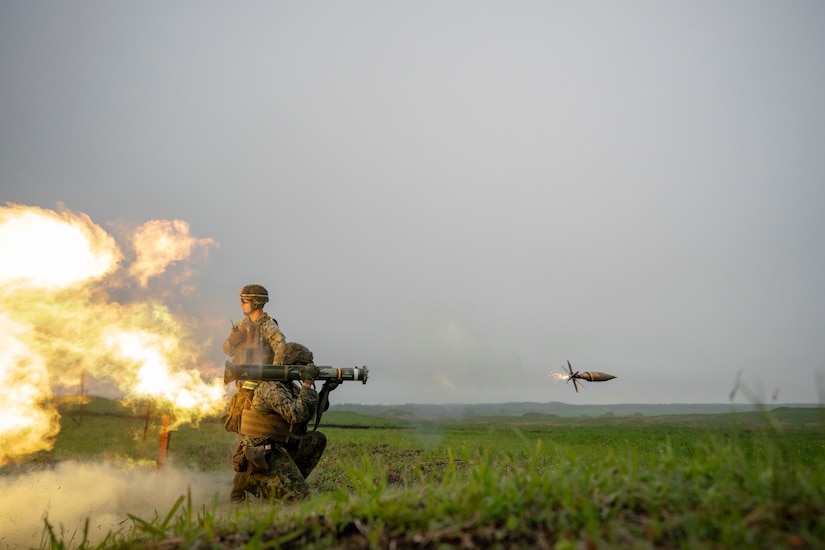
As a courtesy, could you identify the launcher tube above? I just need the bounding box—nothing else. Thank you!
[224,361,369,385]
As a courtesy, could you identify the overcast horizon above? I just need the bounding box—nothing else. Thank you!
[2,2,824,407]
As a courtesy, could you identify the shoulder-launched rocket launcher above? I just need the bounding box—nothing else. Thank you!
[224,360,369,385]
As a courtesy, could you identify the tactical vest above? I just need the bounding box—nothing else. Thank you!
[232,315,276,366]
[225,380,308,441]
[239,406,307,440]
[223,382,256,433]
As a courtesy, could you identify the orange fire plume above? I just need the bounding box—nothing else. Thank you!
[0,203,222,466]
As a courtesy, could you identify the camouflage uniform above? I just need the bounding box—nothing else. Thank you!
[222,313,285,366]
[230,379,325,502]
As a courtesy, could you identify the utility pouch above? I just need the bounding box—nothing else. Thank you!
[224,388,253,433]
[243,444,270,474]
[232,448,248,473]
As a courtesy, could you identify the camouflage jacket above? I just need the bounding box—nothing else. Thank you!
[240,380,319,447]
[223,313,285,364]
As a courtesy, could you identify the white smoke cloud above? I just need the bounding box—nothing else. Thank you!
[0,462,229,549]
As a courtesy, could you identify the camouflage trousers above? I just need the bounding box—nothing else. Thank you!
[230,431,326,503]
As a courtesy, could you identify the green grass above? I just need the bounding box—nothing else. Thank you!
[7,401,825,548]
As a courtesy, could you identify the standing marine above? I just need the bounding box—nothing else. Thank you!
[222,284,328,502]
[223,284,285,366]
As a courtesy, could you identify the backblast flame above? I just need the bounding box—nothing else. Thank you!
[0,203,120,288]
[128,219,217,288]
[0,203,221,466]
[0,314,60,461]
[106,329,223,422]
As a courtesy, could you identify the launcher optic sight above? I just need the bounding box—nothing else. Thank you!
[224,361,369,386]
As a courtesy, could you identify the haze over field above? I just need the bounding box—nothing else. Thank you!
[2,2,824,408]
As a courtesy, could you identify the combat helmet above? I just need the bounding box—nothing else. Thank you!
[239,284,269,310]
[277,342,314,366]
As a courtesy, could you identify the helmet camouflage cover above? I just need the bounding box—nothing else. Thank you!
[239,284,269,309]
[276,342,314,366]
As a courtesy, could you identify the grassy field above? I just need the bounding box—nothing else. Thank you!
[4,398,824,549]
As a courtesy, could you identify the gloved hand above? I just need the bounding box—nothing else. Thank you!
[227,326,244,347]
[323,379,340,392]
[299,364,320,382]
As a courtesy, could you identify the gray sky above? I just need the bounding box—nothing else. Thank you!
[2,1,824,406]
